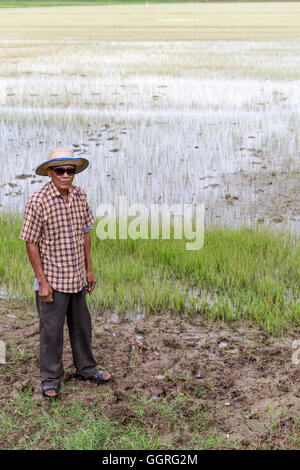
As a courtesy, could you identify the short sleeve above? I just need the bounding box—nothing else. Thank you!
[19,201,43,244]
[82,225,93,233]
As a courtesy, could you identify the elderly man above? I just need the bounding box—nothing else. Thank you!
[20,147,111,399]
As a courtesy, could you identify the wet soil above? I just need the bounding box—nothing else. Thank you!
[1,298,299,449]
[204,169,300,234]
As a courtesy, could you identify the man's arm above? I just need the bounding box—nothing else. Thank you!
[25,242,53,303]
[83,231,96,294]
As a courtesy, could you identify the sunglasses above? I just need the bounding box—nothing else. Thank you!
[51,167,76,176]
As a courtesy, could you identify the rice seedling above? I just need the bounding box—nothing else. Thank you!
[0,3,298,334]
[0,4,300,453]
[1,214,299,335]
[0,30,299,231]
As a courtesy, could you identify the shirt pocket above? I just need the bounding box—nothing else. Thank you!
[42,208,65,241]
[70,207,86,238]
[44,221,59,241]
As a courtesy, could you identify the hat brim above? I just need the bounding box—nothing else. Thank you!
[35,157,89,176]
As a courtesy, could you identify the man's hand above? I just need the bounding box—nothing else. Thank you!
[86,270,96,295]
[25,242,53,303]
[39,280,53,303]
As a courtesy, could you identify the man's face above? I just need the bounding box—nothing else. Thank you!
[47,165,76,193]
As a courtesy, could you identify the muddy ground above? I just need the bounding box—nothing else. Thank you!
[203,169,300,235]
[1,298,300,449]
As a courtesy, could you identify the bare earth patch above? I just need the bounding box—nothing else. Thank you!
[0,298,299,449]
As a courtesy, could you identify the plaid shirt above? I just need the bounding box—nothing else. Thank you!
[20,181,95,293]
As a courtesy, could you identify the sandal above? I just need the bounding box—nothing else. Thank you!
[74,370,111,384]
[42,385,58,399]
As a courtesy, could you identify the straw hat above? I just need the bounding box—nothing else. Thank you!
[35,147,89,176]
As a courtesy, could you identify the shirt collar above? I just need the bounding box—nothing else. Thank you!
[48,181,76,199]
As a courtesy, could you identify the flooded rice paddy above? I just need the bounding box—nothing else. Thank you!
[0,37,299,235]
[0,6,300,449]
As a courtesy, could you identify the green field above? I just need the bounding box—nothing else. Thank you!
[1,214,299,335]
[0,2,299,450]
[1,214,299,450]
[0,2,299,335]
[0,2,298,332]
[1,0,297,7]
[0,0,149,7]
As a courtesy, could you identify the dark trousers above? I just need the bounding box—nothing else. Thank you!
[35,288,97,387]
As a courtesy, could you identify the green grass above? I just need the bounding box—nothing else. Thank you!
[0,386,232,450]
[0,212,299,335]
[0,387,161,449]
[1,384,299,449]
[0,0,215,8]
[0,0,149,6]
[0,0,288,7]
